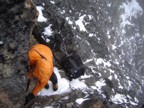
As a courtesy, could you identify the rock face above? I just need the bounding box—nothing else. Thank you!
[0,0,144,108]
[33,0,144,107]
[0,0,38,107]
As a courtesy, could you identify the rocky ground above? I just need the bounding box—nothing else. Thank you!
[0,0,144,108]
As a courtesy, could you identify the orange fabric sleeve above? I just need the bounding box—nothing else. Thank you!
[32,80,47,96]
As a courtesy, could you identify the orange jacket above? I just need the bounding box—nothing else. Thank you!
[28,44,54,96]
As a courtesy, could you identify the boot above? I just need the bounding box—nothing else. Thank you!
[53,83,58,91]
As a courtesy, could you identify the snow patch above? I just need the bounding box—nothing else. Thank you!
[111,93,128,104]
[107,30,111,39]
[75,15,87,32]
[36,6,47,22]
[83,58,93,64]
[0,41,3,45]
[80,74,92,79]
[88,15,92,20]
[108,76,113,80]
[89,34,94,37]
[76,98,89,105]
[120,0,143,28]
[95,58,111,67]
[42,24,53,42]
[50,1,55,4]
[44,106,53,108]
[43,24,53,36]
[60,10,66,14]
[70,79,87,90]
[95,79,106,92]
[111,93,138,105]
[112,45,117,50]
[66,17,73,25]
[38,67,87,96]
[107,3,112,7]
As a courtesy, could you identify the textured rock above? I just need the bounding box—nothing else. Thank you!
[0,0,38,107]
[0,0,144,108]
[32,0,144,107]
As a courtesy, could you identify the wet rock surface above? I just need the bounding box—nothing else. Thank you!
[0,0,144,108]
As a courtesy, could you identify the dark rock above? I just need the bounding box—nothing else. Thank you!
[0,0,38,107]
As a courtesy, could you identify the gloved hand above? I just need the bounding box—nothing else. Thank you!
[24,93,35,105]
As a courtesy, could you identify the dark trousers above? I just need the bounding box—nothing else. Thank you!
[49,72,58,84]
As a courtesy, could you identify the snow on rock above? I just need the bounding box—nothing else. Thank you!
[95,58,111,67]
[70,79,87,90]
[44,106,53,108]
[50,1,55,4]
[120,0,143,28]
[83,59,93,64]
[80,74,92,79]
[76,98,89,105]
[95,79,106,89]
[38,67,87,96]
[66,17,73,25]
[111,93,128,104]
[110,93,138,105]
[75,15,87,32]
[0,41,3,45]
[43,24,53,36]
[36,6,47,22]
[91,79,106,93]
[42,24,53,42]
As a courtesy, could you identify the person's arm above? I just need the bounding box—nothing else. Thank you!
[32,80,47,96]
[24,80,47,106]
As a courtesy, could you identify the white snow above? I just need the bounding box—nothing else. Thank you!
[91,86,97,89]
[0,41,3,45]
[89,34,94,37]
[36,6,47,22]
[66,17,73,25]
[112,45,117,50]
[88,15,92,20]
[111,93,128,104]
[80,74,92,79]
[107,30,111,39]
[38,67,87,96]
[76,98,89,105]
[95,79,106,90]
[83,58,93,64]
[60,10,66,14]
[120,0,143,28]
[43,24,53,36]
[50,1,55,4]
[95,58,111,67]
[75,15,87,32]
[111,94,138,105]
[107,3,112,7]
[108,76,113,80]
[44,106,53,108]
[70,79,87,90]
[42,24,53,43]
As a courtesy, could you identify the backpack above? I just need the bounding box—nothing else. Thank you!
[61,52,85,80]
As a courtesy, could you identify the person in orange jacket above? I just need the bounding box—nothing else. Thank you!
[24,44,58,105]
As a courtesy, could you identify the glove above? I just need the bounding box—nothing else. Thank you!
[24,93,35,105]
